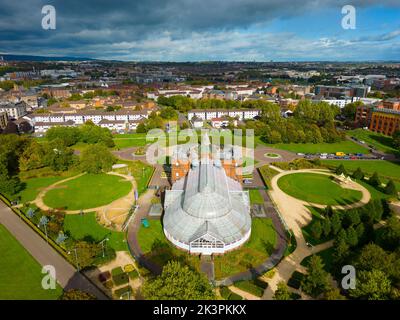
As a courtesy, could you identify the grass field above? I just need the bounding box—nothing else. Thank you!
[248,189,264,205]
[63,212,127,251]
[257,138,369,154]
[347,129,398,155]
[213,218,276,279]
[0,224,63,300]
[278,173,363,205]
[17,176,72,203]
[137,220,201,271]
[114,160,154,195]
[43,173,132,210]
[113,133,149,149]
[321,160,400,180]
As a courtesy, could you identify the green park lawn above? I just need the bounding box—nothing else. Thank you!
[17,176,70,203]
[137,220,201,271]
[213,218,277,280]
[248,189,264,205]
[43,173,132,210]
[257,138,369,154]
[278,173,363,205]
[114,160,154,195]
[347,129,398,155]
[321,160,400,180]
[63,212,127,251]
[113,133,149,149]
[0,224,63,300]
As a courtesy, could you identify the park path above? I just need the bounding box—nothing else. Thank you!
[261,168,371,300]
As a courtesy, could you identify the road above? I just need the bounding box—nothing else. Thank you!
[0,200,108,300]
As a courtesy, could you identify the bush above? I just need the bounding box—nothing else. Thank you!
[234,280,266,297]
[287,271,305,290]
[114,285,132,299]
[220,286,243,300]
[112,273,129,286]
[98,271,111,282]
[128,270,139,280]
[111,266,124,276]
[124,264,135,273]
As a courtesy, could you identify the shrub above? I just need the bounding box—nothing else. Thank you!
[128,270,139,280]
[114,285,132,298]
[98,271,111,283]
[112,273,129,286]
[124,264,135,273]
[234,280,266,297]
[287,271,305,290]
[111,266,124,276]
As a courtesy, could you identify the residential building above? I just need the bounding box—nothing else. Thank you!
[0,101,27,119]
[187,109,261,121]
[0,111,8,129]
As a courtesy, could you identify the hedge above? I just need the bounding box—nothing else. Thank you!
[234,279,267,297]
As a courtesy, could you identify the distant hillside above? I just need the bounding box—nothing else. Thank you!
[0,54,95,62]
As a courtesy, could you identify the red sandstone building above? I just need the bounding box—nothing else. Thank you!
[355,99,400,136]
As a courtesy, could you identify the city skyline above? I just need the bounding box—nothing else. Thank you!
[0,0,399,62]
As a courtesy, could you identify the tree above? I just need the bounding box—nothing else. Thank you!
[322,217,331,238]
[350,270,392,300]
[60,289,97,300]
[273,281,292,300]
[311,221,322,240]
[323,286,346,300]
[384,180,397,196]
[346,226,359,247]
[160,106,178,120]
[393,130,400,149]
[136,122,147,133]
[333,231,350,265]
[352,167,364,180]
[369,171,381,188]
[331,213,342,235]
[301,255,331,298]
[80,144,115,174]
[342,101,363,120]
[46,126,81,147]
[142,261,215,300]
[335,164,347,175]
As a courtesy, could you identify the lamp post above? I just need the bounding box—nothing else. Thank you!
[100,238,109,258]
[119,291,131,300]
[68,248,80,271]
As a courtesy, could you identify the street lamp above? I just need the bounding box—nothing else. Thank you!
[99,238,109,258]
[68,248,80,271]
[119,291,131,300]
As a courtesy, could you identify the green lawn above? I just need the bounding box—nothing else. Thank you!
[114,160,154,195]
[258,139,369,154]
[136,220,201,271]
[277,173,363,205]
[321,160,400,180]
[63,212,127,251]
[214,218,277,280]
[347,129,398,155]
[17,176,71,203]
[43,173,132,210]
[113,133,149,149]
[0,224,63,300]
[248,189,264,205]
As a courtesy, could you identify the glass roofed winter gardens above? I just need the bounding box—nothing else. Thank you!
[163,133,251,255]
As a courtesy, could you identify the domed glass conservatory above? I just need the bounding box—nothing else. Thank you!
[163,154,251,255]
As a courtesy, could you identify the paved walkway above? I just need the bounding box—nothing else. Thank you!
[126,189,161,274]
[261,168,370,300]
[0,200,108,300]
[228,286,260,301]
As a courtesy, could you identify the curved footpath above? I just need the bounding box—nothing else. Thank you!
[262,168,371,300]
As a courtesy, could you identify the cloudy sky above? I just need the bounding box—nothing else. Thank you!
[0,0,399,61]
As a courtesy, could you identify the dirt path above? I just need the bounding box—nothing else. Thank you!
[261,168,370,300]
